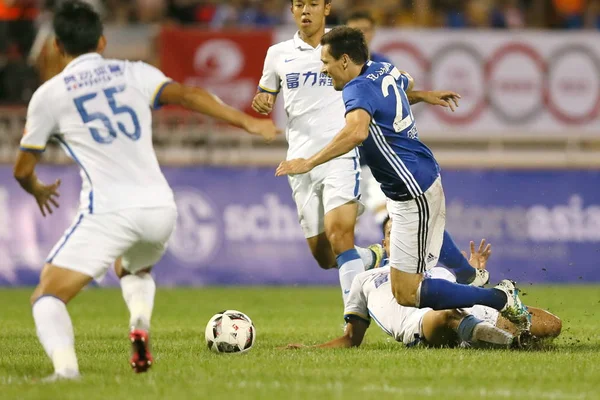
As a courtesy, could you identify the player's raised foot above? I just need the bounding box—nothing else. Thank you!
[469,268,490,287]
[40,370,80,383]
[366,244,385,270]
[495,280,532,330]
[129,329,153,373]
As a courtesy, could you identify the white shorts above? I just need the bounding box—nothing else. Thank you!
[387,176,445,274]
[385,304,429,346]
[288,157,364,238]
[360,165,388,224]
[46,206,177,279]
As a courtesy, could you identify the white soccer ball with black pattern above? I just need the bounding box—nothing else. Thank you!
[205,310,256,353]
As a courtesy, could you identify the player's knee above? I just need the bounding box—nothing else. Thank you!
[325,228,354,255]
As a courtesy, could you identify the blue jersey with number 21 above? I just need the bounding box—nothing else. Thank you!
[343,61,440,201]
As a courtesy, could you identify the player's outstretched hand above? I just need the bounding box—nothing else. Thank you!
[461,239,492,271]
[275,158,313,176]
[252,92,276,115]
[245,118,282,143]
[33,179,61,217]
[422,91,461,112]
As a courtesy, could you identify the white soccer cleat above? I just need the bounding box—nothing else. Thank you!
[494,280,531,330]
[470,268,490,287]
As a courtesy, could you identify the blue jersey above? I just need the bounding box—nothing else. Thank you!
[359,52,393,167]
[344,61,440,201]
[370,51,393,65]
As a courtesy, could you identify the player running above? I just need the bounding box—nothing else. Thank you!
[14,0,279,381]
[285,218,562,350]
[275,27,531,324]
[253,0,457,303]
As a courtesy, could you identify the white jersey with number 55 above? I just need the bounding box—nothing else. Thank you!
[20,53,175,214]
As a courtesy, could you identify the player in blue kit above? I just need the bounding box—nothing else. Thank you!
[276,26,530,327]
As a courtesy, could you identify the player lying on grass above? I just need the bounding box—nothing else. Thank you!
[286,218,562,349]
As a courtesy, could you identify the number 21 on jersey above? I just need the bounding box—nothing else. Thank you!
[74,85,141,144]
[381,68,414,134]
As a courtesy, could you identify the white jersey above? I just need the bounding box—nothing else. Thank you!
[344,266,500,344]
[258,31,354,160]
[20,53,175,214]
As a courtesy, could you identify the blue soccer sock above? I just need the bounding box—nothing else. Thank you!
[419,278,507,310]
[337,249,364,304]
[439,230,476,284]
[457,314,481,343]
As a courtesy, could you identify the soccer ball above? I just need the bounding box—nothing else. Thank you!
[205,310,256,353]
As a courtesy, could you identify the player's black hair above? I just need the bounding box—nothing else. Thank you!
[321,26,369,65]
[53,0,103,56]
[345,10,376,25]
[382,215,391,238]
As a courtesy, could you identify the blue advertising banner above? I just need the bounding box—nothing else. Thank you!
[0,166,598,286]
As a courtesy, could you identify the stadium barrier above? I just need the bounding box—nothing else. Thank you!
[1,166,598,286]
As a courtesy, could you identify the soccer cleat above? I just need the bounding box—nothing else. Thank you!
[129,329,153,373]
[470,268,490,287]
[494,280,532,330]
[367,243,385,270]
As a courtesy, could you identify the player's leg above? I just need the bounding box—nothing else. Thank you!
[322,158,383,303]
[31,213,127,380]
[288,173,338,269]
[388,178,529,324]
[421,309,513,348]
[438,230,477,284]
[31,264,92,380]
[117,206,177,373]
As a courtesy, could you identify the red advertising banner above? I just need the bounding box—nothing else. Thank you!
[159,27,273,115]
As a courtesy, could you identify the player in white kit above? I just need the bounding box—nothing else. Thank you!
[285,218,562,350]
[253,0,456,303]
[13,0,279,380]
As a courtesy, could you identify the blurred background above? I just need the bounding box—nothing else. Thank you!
[0,0,599,286]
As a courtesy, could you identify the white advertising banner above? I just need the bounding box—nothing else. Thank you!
[273,28,600,138]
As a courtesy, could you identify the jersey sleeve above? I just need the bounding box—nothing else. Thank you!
[129,61,173,109]
[343,81,376,117]
[257,47,281,95]
[20,88,57,152]
[343,276,371,325]
[399,72,413,93]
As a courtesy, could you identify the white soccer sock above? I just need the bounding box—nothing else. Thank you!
[337,249,365,305]
[354,246,375,270]
[32,296,79,376]
[120,273,156,331]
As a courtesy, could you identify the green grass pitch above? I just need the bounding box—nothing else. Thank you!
[1,286,599,400]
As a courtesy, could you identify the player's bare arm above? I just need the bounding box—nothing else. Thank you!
[13,151,61,217]
[251,92,277,115]
[159,82,281,142]
[275,108,370,176]
[408,91,461,111]
[285,318,368,349]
